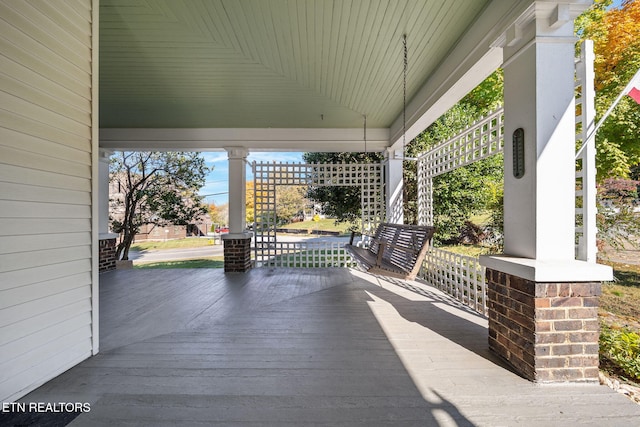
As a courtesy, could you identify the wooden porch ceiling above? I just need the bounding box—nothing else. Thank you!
[99,0,490,130]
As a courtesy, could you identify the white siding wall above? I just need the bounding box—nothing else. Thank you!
[0,0,96,401]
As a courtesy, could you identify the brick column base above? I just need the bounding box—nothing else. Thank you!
[486,268,601,383]
[223,236,252,272]
[99,237,117,273]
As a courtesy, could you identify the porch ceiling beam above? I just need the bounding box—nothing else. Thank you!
[99,127,389,152]
[388,0,537,149]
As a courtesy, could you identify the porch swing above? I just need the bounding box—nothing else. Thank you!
[344,34,435,281]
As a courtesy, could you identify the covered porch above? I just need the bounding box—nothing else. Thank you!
[22,268,640,425]
[0,0,627,406]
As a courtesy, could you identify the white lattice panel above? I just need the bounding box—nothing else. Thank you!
[417,107,504,227]
[421,248,487,315]
[252,162,384,267]
[261,242,357,268]
[419,108,504,178]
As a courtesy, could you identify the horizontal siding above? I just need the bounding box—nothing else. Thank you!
[0,2,91,74]
[0,272,90,312]
[0,300,90,344]
[0,232,91,255]
[0,333,92,402]
[0,181,91,205]
[0,20,90,98]
[0,0,94,402]
[0,145,90,177]
[0,126,91,164]
[0,245,91,273]
[0,218,91,236]
[0,66,91,125]
[0,285,91,328]
[0,200,91,219]
[0,259,92,292]
[0,163,90,192]
[0,311,92,367]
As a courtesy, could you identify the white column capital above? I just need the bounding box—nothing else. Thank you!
[98,148,113,163]
[224,147,249,159]
[384,148,402,161]
[495,1,589,57]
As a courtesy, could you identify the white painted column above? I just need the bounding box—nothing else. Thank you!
[98,149,113,235]
[501,3,583,260]
[482,1,611,282]
[385,148,404,224]
[225,147,250,237]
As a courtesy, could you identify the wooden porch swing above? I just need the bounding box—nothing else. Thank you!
[345,223,435,280]
[345,35,435,281]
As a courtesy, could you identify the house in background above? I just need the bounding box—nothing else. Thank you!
[108,177,210,244]
[0,0,612,402]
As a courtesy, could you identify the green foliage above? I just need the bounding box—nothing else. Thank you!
[302,152,384,223]
[276,185,307,225]
[416,157,501,244]
[110,152,209,260]
[600,324,640,381]
[406,70,505,243]
[576,0,640,179]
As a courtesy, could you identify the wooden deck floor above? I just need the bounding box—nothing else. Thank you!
[21,268,640,426]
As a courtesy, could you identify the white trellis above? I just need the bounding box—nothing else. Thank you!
[415,42,595,315]
[252,162,384,268]
[416,107,504,314]
[417,107,505,226]
[574,40,597,262]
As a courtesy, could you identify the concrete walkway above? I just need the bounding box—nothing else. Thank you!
[20,268,640,426]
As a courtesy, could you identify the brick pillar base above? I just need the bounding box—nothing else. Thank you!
[486,268,601,383]
[99,237,117,273]
[223,236,252,272]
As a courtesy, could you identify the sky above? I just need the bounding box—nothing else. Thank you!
[199,152,303,206]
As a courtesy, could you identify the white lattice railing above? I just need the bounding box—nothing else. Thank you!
[421,248,487,315]
[574,40,597,262]
[257,241,356,268]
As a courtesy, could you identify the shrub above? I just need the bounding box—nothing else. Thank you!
[600,324,640,381]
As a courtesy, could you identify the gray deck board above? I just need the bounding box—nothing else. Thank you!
[19,267,640,426]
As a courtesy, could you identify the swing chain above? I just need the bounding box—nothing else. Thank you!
[403,34,407,154]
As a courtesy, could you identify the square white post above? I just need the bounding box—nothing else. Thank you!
[385,148,404,224]
[502,2,586,261]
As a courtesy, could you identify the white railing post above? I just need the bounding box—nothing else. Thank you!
[575,40,597,262]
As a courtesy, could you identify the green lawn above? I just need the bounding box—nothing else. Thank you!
[599,261,640,325]
[131,237,216,251]
[280,218,353,235]
[438,244,495,257]
[134,257,224,269]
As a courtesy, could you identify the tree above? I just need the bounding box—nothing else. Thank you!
[576,0,640,179]
[276,185,307,225]
[110,152,209,260]
[302,152,384,223]
[209,202,229,228]
[246,181,255,224]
